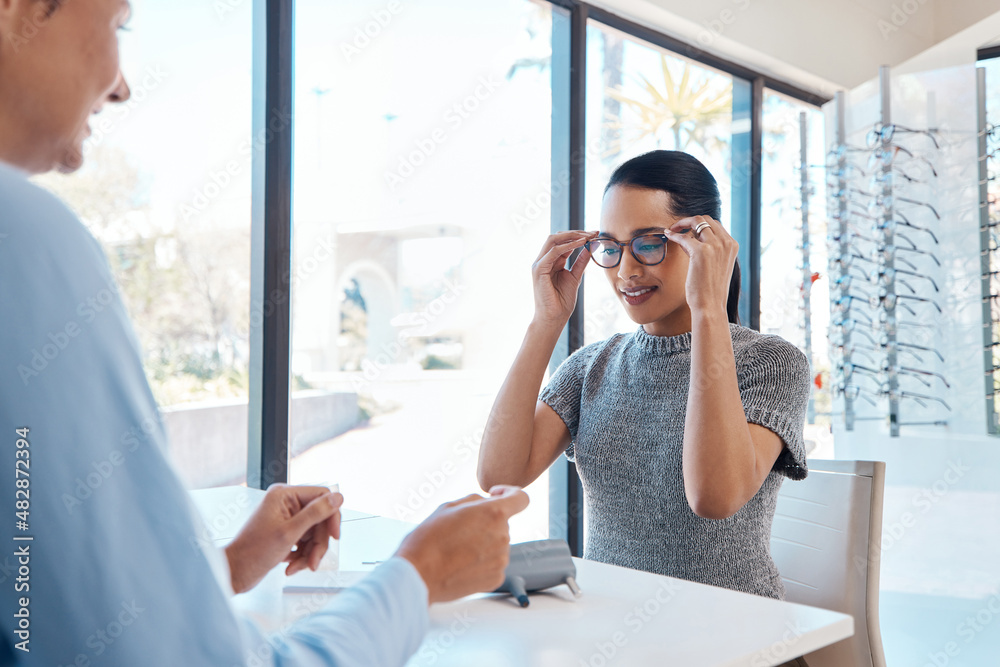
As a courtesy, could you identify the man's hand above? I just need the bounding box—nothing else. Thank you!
[394,485,530,604]
[224,484,343,594]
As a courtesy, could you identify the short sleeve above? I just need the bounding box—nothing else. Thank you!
[738,336,812,480]
[538,343,600,461]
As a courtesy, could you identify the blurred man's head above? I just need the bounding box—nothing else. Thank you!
[0,0,132,174]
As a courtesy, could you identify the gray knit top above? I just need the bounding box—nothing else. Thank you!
[539,323,811,599]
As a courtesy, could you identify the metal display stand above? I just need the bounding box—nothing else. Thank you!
[827,65,950,436]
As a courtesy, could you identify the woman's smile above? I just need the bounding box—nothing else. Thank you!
[619,284,659,306]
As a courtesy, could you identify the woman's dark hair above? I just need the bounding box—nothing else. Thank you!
[605,150,742,325]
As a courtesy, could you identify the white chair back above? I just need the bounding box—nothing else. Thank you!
[770,459,886,667]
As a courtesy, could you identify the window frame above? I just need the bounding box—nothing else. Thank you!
[248,0,829,553]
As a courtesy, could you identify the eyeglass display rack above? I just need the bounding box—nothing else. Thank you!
[828,65,950,436]
[978,66,1000,435]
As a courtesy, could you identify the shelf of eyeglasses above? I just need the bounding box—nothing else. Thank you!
[827,144,940,180]
[833,268,939,298]
[831,338,950,370]
[832,312,936,336]
[833,381,952,411]
[827,191,942,221]
[828,242,942,272]
[833,354,949,386]
[832,322,945,354]
[826,121,999,168]
[824,166,936,190]
[832,289,942,316]
[828,229,941,265]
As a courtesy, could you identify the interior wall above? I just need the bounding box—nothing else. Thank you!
[896,7,1000,74]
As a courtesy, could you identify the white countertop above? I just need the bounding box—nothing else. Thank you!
[191,487,852,666]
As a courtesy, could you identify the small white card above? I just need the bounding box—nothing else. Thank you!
[282,569,371,594]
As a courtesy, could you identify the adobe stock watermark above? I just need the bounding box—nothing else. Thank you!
[237,234,338,340]
[696,0,751,48]
[5,3,53,53]
[348,278,468,391]
[922,593,1000,667]
[509,133,612,235]
[179,106,293,221]
[214,0,246,20]
[392,428,482,521]
[188,491,255,555]
[413,610,476,663]
[87,65,169,150]
[341,1,403,63]
[877,0,930,40]
[854,459,969,574]
[750,620,807,666]
[57,599,147,666]
[60,414,162,514]
[17,278,123,386]
[580,579,680,667]
[510,171,570,235]
[384,76,505,192]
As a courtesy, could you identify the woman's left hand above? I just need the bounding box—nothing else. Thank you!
[663,216,739,317]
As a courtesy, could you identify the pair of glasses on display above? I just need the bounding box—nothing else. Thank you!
[832,320,878,346]
[833,273,876,294]
[584,234,667,269]
[823,163,868,181]
[869,169,927,189]
[867,145,939,178]
[847,359,949,389]
[876,332,945,362]
[878,386,951,411]
[867,194,941,220]
[827,144,870,163]
[866,122,941,150]
[830,186,875,200]
[836,343,880,364]
[835,382,880,406]
[979,124,1000,141]
[893,365,950,388]
[869,289,942,315]
[836,361,881,384]
[883,243,940,268]
[871,267,939,293]
[873,216,939,245]
[838,216,933,252]
[830,227,879,246]
[832,294,874,314]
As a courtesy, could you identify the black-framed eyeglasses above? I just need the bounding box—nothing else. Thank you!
[585,234,668,269]
[866,123,940,150]
[868,194,941,220]
[868,145,939,178]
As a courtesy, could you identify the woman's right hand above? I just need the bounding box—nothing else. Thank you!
[531,230,598,328]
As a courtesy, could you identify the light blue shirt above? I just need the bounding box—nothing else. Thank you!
[0,161,429,666]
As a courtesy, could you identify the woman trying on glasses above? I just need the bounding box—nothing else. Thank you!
[478,150,811,600]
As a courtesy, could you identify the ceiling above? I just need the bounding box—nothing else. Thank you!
[594,0,1000,99]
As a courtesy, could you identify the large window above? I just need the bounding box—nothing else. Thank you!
[33,0,826,546]
[760,91,830,452]
[34,1,253,489]
[287,0,555,542]
[582,21,741,344]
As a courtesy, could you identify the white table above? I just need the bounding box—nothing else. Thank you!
[190,487,853,667]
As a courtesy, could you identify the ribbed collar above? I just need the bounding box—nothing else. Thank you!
[631,322,743,355]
